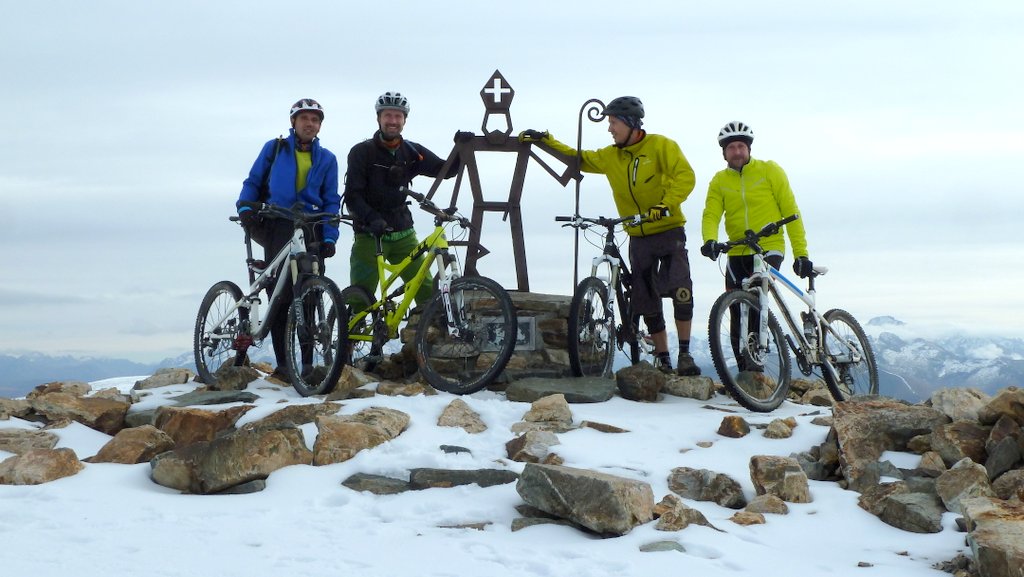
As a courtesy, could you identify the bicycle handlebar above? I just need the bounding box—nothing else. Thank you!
[715,214,799,254]
[554,214,648,230]
[237,201,346,226]
[406,190,470,228]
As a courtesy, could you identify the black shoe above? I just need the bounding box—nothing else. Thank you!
[676,352,701,376]
[269,366,290,382]
[655,353,674,375]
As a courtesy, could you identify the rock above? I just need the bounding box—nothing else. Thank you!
[579,420,629,434]
[506,430,560,463]
[28,392,130,435]
[206,365,259,391]
[667,466,747,509]
[615,362,664,402]
[654,494,719,531]
[150,423,311,494]
[749,455,811,503]
[977,387,1024,426]
[717,415,750,438]
[516,463,654,536]
[133,368,195,390]
[935,458,997,514]
[0,447,84,485]
[312,407,410,465]
[730,511,766,525]
[879,492,945,533]
[247,402,343,428]
[88,425,175,464]
[0,429,59,455]
[154,405,253,447]
[0,398,31,420]
[961,496,1024,577]
[662,375,715,401]
[504,377,616,404]
[341,472,412,495]
[27,381,91,399]
[931,420,990,468]
[167,390,259,406]
[437,398,487,433]
[376,380,433,397]
[326,364,378,400]
[523,394,573,428]
[745,493,790,515]
[992,470,1024,501]
[930,388,990,422]
[408,468,519,489]
[764,418,794,439]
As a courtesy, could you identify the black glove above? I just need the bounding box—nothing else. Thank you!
[319,242,336,259]
[453,130,475,143]
[647,203,669,222]
[700,239,720,261]
[793,257,814,278]
[239,209,259,228]
[367,218,388,236]
[517,129,549,143]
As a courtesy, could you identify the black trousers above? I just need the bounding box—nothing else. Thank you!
[263,219,325,366]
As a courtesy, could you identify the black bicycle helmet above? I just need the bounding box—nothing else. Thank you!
[604,96,644,120]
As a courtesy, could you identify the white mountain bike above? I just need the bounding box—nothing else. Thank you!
[193,202,347,397]
[706,215,878,412]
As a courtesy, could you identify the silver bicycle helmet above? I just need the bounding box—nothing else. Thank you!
[290,98,324,120]
[375,91,410,115]
[718,121,754,147]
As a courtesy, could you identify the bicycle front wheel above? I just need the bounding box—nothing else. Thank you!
[568,276,614,378]
[415,275,517,394]
[194,280,246,386]
[820,308,878,400]
[285,276,347,397]
[338,284,376,369]
[708,290,791,412]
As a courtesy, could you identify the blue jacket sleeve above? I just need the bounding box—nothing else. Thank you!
[237,140,277,212]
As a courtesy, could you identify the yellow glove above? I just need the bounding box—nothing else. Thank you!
[517,129,549,143]
[647,203,669,221]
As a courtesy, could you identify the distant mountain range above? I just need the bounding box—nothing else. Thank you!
[2,317,1022,402]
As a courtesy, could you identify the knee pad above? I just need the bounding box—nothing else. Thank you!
[673,300,694,322]
[643,313,666,335]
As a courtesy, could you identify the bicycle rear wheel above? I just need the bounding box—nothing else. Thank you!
[568,276,614,377]
[820,308,878,400]
[708,290,791,412]
[338,285,377,369]
[415,275,517,394]
[194,280,246,386]
[285,276,347,396]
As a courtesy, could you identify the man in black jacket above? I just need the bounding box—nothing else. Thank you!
[344,91,459,306]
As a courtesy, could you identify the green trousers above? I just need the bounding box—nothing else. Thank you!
[349,232,433,307]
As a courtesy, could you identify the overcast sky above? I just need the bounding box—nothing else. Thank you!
[3,0,1022,362]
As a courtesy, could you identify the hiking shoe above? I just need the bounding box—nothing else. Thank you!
[676,352,701,376]
[655,354,674,375]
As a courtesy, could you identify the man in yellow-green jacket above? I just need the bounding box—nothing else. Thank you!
[519,96,701,376]
[701,121,812,290]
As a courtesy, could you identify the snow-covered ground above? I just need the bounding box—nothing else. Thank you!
[0,375,968,577]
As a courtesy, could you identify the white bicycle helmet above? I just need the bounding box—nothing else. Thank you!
[375,91,410,115]
[718,121,754,147]
[290,98,324,120]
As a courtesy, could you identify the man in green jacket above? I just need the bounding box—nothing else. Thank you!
[700,121,812,287]
[520,96,701,376]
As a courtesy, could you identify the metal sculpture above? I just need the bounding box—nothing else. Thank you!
[422,70,580,292]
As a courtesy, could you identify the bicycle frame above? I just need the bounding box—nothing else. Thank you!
[742,248,864,383]
[347,211,463,345]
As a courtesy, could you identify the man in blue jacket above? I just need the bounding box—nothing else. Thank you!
[236,98,341,379]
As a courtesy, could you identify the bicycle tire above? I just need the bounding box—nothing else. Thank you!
[338,285,376,369]
[193,280,246,386]
[285,276,347,396]
[568,276,614,377]
[820,308,879,400]
[414,275,517,394]
[708,290,791,412]
[616,282,643,366]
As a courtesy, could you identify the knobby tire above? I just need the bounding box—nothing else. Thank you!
[568,276,614,378]
[193,280,245,386]
[285,276,347,397]
[414,275,517,394]
[820,308,879,400]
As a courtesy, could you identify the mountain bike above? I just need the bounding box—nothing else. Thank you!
[193,202,347,397]
[555,213,656,378]
[339,191,517,394]
[706,215,878,412]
